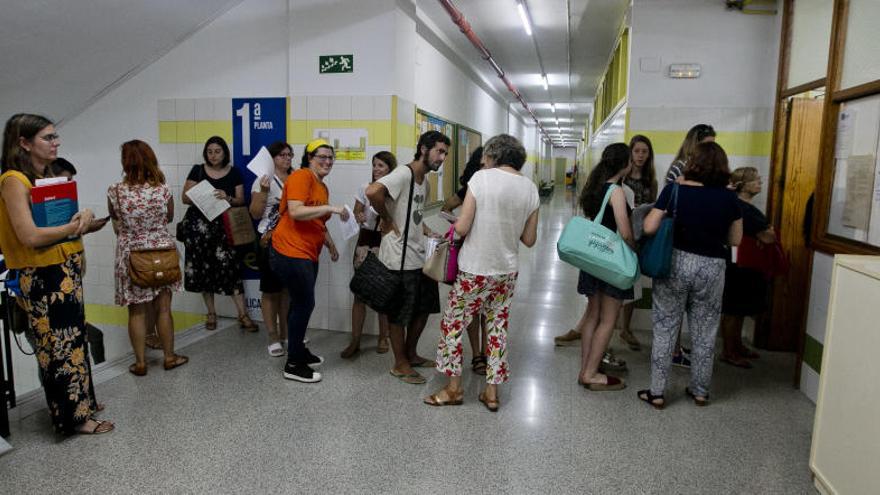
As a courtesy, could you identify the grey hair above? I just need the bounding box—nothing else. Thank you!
[483,134,526,170]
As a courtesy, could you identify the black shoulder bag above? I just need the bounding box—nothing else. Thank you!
[349,166,415,313]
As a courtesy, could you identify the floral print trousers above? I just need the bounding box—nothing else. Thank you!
[436,271,518,384]
[19,253,98,435]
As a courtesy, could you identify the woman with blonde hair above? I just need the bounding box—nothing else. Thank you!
[0,113,113,434]
[108,140,188,376]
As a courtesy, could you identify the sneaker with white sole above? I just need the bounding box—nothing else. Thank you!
[304,349,324,367]
[283,362,322,383]
[268,342,285,357]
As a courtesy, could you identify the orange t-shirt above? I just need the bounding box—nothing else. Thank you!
[272,168,329,261]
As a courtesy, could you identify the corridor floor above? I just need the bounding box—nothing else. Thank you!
[0,191,816,494]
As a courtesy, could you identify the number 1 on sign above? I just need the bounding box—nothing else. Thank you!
[235,102,250,155]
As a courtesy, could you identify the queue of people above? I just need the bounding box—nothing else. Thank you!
[0,111,775,438]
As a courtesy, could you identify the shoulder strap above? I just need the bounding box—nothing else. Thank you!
[594,184,616,223]
[399,166,415,271]
[666,183,679,217]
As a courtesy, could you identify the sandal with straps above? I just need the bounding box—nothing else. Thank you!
[471,355,487,376]
[238,314,258,332]
[685,387,710,407]
[423,388,464,407]
[164,354,189,370]
[637,389,665,410]
[478,390,500,412]
[77,418,115,435]
[205,313,217,331]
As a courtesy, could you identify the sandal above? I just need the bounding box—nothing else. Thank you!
[637,389,665,410]
[238,314,258,332]
[478,390,500,412]
[340,342,360,359]
[390,369,426,384]
[583,375,626,391]
[685,387,710,407]
[471,355,488,376]
[205,313,217,331]
[409,357,435,368]
[423,388,463,407]
[163,354,189,370]
[145,333,162,350]
[128,363,147,376]
[77,418,114,435]
[376,336,390,354]
[619,330,641,351]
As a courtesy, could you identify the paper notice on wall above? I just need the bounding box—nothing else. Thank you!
[841,155,875,230]
[835,108,856,159]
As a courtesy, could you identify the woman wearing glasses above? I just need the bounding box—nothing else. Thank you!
[249,141,294,357]
[0,114,113,434]
[270,139,350,383]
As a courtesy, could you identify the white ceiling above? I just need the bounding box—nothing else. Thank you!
[0,0,242,125]
[417,0,629,146]
[0,0,627,148]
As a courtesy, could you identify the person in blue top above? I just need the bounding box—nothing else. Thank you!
[639,142,742,409]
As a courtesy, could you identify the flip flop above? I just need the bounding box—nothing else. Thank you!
[163,355,189,370]
[77,419,114,435]
[390,369,426,384]
[409,358,435,368]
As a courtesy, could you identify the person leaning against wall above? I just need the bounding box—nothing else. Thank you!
[424,134,539,411]
[108,140,188,376]
[270,139,349,383]
[180,136,257,332]
[366,130,450,384]
[249,141,294,357]
[440,146,490,376]
[341,150,396,359]
[0,113,114,435]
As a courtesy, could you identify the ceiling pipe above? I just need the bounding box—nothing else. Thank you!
[436,0,549,140]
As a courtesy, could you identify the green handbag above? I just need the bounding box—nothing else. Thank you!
[556,184,639,290]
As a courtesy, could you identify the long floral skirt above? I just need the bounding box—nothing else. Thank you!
[18,253,98,435]
[182,208,244,296]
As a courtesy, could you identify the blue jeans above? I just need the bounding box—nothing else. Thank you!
[269,248,318,365]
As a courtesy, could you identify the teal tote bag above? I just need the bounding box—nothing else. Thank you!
[556,184,639,290]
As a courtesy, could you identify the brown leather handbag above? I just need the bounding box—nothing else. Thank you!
[129,248,181,288]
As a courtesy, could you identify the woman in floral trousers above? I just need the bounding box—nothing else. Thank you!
[424,134,539,411]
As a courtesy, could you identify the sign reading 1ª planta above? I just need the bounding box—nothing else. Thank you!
[319,55,353,74]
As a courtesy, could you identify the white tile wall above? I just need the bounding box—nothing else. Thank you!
[328,95,352,120]
[800,362,820,403]
[373,96,392,120]
[307,96,329,120]
[195,98,213,120]
[158,99,176,121]
[351,96,373,120]
[290,96,308,119]
[175,98,195,121]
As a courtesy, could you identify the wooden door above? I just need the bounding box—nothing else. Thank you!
[762,97,824,351]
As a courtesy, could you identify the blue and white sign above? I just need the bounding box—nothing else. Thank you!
[232,97,287,200]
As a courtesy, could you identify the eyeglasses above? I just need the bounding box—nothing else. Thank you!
[39,133,60,143]
[314,154,334,161]
[277,152,293,158]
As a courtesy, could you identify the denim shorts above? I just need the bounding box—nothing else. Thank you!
[577,270,634,301]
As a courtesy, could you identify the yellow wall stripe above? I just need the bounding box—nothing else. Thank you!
[627,130,773,156]
[85,304,205,332]
[158,121,233,144]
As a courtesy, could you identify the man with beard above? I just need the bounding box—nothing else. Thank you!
[367,130,450,384]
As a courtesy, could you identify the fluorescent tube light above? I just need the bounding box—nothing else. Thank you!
[551,103,556,113]
[542,74,549,90]
[517,2,532,36]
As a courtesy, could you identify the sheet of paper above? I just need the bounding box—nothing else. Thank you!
[245,146,274,180]
[835,108,856,159]
[185,180,230,221]
[35,177,69,186]
[337,205,360,240]
[841,154,875,230]
[424,237,441,260]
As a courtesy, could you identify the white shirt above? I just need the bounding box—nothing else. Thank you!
[250,174,284,234]
[377,166,430,271]
[458,168,540,275]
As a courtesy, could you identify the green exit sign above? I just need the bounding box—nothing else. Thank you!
[319,55,353,74]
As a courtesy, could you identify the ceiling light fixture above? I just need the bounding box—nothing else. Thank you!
[551,103,556,113]
[542,74,549,91]
[517,2,532,36]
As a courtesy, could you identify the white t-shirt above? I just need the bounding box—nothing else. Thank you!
[250,174,284,234]
[377,165,430,270]
[458,168,540,276]
[354,183,379,230]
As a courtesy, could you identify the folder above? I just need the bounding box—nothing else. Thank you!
[31,180,78,228]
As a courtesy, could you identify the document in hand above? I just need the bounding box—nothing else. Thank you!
[185,180,230,221]
[337,205,360,240]
[245,146,274,180]
[31,180,78,227]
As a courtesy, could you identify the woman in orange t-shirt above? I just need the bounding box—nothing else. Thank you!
[269,139,349,383]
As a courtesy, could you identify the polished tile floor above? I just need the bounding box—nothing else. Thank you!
[0,191,816,494]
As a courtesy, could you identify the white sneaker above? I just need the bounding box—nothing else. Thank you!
[268,342,285,357]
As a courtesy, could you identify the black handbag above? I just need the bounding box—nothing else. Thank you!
[349,166,414,314]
